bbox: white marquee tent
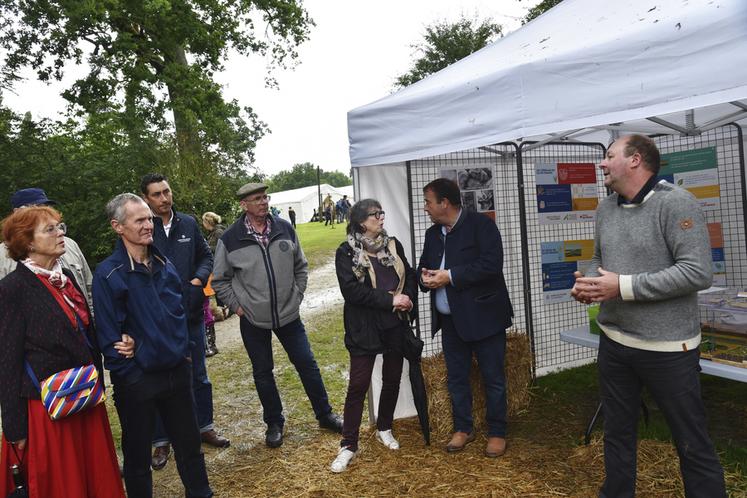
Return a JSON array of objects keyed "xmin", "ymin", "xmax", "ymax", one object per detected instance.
[
  {"xmin": 347, "ymin": 0, "xmax": 747, "ymax": 417},
  {"xmin": 349, "ymin": 0, "xmax": 747, "ymax": 259},
  {"xmin": 271, "ymin": 183, "xmax": 352, "ymax": 225}
]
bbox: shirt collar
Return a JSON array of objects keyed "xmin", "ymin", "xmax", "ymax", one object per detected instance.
[{"xmin": 618, "ymin": 174, "xmax": 659, "ymax": 205}]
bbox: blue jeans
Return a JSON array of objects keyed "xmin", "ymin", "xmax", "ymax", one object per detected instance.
[
  {"xmin": 440, "ymin": 313, "xmax": 507, "ymax": 437},
  {"xmin": 112, "ymin": 361, "xmax": 212, "ymax": 498},
  {"xmin": 154, "ymin": 320, "xmax": 214, "ymax": 445},
  {"xmin": 597, "ymin": 332, "xmax": 725, "ymax": 498},
  {"xmin": 239, "ymin": 317, "xmax": 332, "ymax": 427}
]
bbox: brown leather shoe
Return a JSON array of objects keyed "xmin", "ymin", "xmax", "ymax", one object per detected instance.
[
  {"xmin": 485, "ymin": 437, "xmax": 507, "ymax": 458},
  {"xmin": 201, "ymin": 429, "xmax": 230, "ymax": 448},
  {"xmin": 151, "ymin": 445, "xmax": 170, "ymax": 470},
  {"xmin": 446, "ymin": 431, "xmax": 476, "ymax": 453}
]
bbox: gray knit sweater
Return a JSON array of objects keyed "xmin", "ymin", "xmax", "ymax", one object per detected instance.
[{"xmin": 590, "ymin": 180, "xmax": 712, "ymax": 351}]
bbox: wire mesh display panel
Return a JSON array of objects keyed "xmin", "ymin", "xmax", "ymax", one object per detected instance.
[
  {"xmin": 654, "ymin": 125, "xmax": 747, "ymax": 292},
  {"xmin": 407, "ymin": 144, "xmax": 527, "ymax": 357},
  {"xmin": 518, "ymin": 142, "xmax": 606, "ymax": 374}
]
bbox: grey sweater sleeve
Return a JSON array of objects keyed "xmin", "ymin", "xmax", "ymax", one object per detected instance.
[{"xmin": 628, "ymin": 192, "xmax": 713, "ymax": 301}]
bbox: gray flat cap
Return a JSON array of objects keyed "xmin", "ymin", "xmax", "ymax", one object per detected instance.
[{"xmin": 236, "ymin": 182, "xmax": 268, "ymax": 200}]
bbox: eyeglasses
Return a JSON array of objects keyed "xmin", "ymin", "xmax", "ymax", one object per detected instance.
[
  {"xmin": 367, "ymin": 211, "xmax": 385, "ymax": 219},
  {"xmin": 244, "ymin": 194, "xmax": 271, "ymax": 205},
  {"xmin": 40, "ymin": 222, "xmax": 67, "ymax": 235}
]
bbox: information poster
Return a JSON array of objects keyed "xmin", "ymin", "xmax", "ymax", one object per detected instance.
[
  {"xmin": 541, "ymin": 239, "xmax": 594, "ymax": 304},
  {"xmin": 708, "ymin": 222, "xmax": 726, "ymax": 287},
  {"xmin": 536, "ymin": 162, "xmax": 598, "ymax": 225},
  {"xmin": 441, "ymin": 168, "xmax": 496, "ymax": 221},
  {"xmin": 659, "ymin": 147, "xmax": 719, "ymax": 211}
]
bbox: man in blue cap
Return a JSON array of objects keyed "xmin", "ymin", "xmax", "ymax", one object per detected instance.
[{"xmin": 0, "ymin": 188, "xmax": 93, "ymax": 306}]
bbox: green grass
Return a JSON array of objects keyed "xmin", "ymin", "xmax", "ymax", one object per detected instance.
[{"xmin": 295, "ymin": 221, "xmax": 346, "ymax": 270}]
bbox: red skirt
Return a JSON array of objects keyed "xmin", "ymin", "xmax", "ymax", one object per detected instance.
[{"xmin": 0, "ymin": 400, "xmax": 125, "ymax": 498}]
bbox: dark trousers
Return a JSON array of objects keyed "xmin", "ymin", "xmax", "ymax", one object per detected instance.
[
  {"xmin": 112, "ymin": 362, "xmax": 212, "ymax": 498},
  {"xmin": 239, "ymin": 317, "xmax": 332, "ymax": 427},
  {"xmin": 597, "ymin": 333, "xmax": 725, "ymax": 498},
  {"xmin": 440, "ymin": 313, "xmax": 507, "ymax": 437},
  {"xmin": 154, "ymin": 319, "xmax": 214, "ymax": 444},
  {"xmin": 341, "ymin": 352, "xmax": 404, "ymax": 451}
]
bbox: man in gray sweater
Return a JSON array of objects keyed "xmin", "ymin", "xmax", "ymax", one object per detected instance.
[{"xmin": 572, "ymin": 135, "xmax": 725, "ymax": 498}]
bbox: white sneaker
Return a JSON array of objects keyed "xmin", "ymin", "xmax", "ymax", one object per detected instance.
[
  {"xmin": 330, "ymin": 447, "xmax": 356, "ymax": 473},
  {"xmin": 376, "ymin": 429, "xmax": 400, "ymax": 450}
]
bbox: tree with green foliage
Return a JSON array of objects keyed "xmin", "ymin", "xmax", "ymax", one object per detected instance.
[
  {"xmin": 267, "ymin": 162, "xmax": 351, "ymax": 192},
  {"xmin": 0, "ymin": 0, "xmax": 313, "ymax": 183},
  {"xmin": 523, "ymin": 0, "xmax": 564, "ymax": 24},
  {"xmin": 0, "ymin": 99, "xmax": 255, "ymax": 265},
  {"xmin": 394, "ymin": 16, "xmax": 502, "ymax": 89}
]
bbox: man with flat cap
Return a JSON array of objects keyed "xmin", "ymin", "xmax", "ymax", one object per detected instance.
[
  {"xmin": 212, "ymin": 182, "xmax": 343, "ymax": 448},
  {"xmin": 0, "ymin": 188, "xmax": 93, "ymax": 306}
]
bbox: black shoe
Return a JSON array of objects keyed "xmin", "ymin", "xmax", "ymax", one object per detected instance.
[
  {"xmin": 151, "ymin": 445, "xmax": 170, "ymax": 470},
  {"xmin": 265, "ymin": 424, "xmax": 283, "ymax": 448},
  {"xmin": 318, "ymin": 412, "xmax": 343, "ymax": 434}
]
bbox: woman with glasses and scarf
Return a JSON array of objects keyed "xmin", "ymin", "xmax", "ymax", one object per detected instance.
[
  {"xmin": 330, "ymin": 199, "xmax": 418, "ymax": 473},
  {"xmin": 0, "ymin": 206, "xmax": 127, "ymax": 497}
]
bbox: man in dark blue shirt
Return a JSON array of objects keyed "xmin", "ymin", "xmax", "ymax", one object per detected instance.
[
  {"xmin": 141, "ymin": 173, "xmax": 229, "ymax": 471},
  {"xmin": 94, "ymin": 193, "xmax": 212, "ymax": 498}
]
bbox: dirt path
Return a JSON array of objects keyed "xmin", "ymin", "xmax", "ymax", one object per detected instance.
[{"xmin": 213, "ymin": 259, "xmax": 342, "ymax": 349}]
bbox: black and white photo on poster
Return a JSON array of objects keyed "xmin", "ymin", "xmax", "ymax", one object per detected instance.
[
  {"xmin": 477, "ymin": 189, "xmax": 495, "ymax": 212},
  {"xmin": 461, "ymin": 191, "xmax": 477, "ymax": 212},
  {"xmin": 458, "ymin": 168, "xmax": 493, "ymax": 190}
]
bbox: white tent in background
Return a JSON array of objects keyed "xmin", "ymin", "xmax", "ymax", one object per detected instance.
[
  {"xmin": 347, "ymin": 0, "xmax": 747, "ymax": 417},
  {"xmin": 271, "ymin": 184, "xmax": 352, "ymax": 225}
]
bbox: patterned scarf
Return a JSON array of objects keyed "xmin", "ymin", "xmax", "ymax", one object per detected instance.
[
  {"xmin": 347, "ymin": 229, "xmax": 396, "ymax": 282},
  {"xmin": 21, "ymin": 258, "xmax": 68, "ymax": 288}
]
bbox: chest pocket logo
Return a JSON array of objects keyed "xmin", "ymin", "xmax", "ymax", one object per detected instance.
[
  {"xmin": 178, "ymin": 236, "xmax": 192, "ymax": 243},
  {"xmin": 279, "ymin": 241, "xmax": 290, "ymax": 252}
]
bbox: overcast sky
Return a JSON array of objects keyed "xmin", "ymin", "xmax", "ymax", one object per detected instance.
[{"xmin": 3, "ymin": 0, "xmax": 530, "ymax": 176}]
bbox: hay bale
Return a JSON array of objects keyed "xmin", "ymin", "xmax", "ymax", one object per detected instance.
[{"xmin": 422, "ymin": 331, "xmax": 533, "ymax": 440}]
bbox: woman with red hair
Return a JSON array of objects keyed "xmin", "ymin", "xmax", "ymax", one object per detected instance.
[{"xmin": 0, "ymin": 206, "xmax": 127, "ymax": 497}]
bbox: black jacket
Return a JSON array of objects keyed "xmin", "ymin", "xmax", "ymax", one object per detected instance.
[
  {"xmin": 335, "ymin": 237, "xmax": 418, "ymax": 356},
  {"xmin": 0, "ymin": 264, "xmax": 102, "ymax": 441},
  {"xmin": 417, "ymin": 210, "xmax": 513, "ymax": 341},
  {"xmin": 152, "ymin": 210, "xmax": 213, "ymax": 324}
]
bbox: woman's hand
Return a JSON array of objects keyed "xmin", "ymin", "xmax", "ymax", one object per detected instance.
[
  {"xmin": 13, "ymin": 439, "xmax": 26, "ymax": 450},
  {"xmin": 114, "ymin": 334, "xmax": 135, "ymax": 358},
  {"xmin": 392, "ymin": 294, "xmax": 413, "ymax": 312}
]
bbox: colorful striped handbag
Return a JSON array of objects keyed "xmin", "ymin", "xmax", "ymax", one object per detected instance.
[{"xmin": 25, "ymin": 363, "xmax": 106, "ymax": 420}]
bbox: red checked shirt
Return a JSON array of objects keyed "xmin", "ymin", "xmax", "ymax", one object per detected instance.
[{"xmin": 244, "ymin": 215, "xmax": 272, "ymax": 247}]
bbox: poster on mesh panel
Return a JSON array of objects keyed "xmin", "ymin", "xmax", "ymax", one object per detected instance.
[
  {"xmin": 441, "ymin": 167, "xmax": 496, "ymax": 221},
  {"xmin": 658, "ymin": 147, "xmax": 719, "ymax": 212},
  {"xmin": 535, "ymin": 163, "xmax": 598, "ymax": 225},
  {"xmin": 541, "ymin": 239, "xmax": 594, "ymax": 304},
  {"xmin": 708, "ymin": 223, "xmax": 726, "ymax": 287}
]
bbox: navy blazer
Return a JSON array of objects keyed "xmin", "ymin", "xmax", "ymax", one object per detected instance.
[
  {"xmin": 152, "ymin": 209, "xmax": 213, "ymax": 323},
  {"xmin": 417, "ymin": 210, "xmax": 513, "ymax": 341}
]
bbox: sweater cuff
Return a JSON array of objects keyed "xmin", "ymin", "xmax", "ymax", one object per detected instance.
[{"xmin": 619, "ymin": 274, "xmax": 635, "ymax": 301}]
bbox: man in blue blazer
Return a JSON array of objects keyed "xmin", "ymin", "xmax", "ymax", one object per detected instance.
[{"xmin": 417, "ymin": 178, "xmax": 513, "ymax": 458}]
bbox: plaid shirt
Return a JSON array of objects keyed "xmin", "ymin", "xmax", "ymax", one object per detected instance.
[{"xmin": 244, "ymin": 215, "xmax": 272, "ymax": 247}]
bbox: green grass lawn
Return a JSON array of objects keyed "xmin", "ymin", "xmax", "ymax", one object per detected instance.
[{"xmin": 295, "ymin": 220, "xmax": 346, "ymax": 270}]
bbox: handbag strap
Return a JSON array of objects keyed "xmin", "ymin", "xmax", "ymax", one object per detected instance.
[
  {"xmin": 23, "ymin": 315, "xmax": 92, "ymax": 393},
  {"xmin": 23, "ymin": 361, "xmax": 41, "ymax": 392}
]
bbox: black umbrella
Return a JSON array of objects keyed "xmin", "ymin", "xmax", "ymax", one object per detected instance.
[{"xmin": 401, "ymin": 314, "xmax": 430, "ymax": 445}]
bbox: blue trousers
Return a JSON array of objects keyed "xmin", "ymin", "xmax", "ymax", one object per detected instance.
[
  {"xmin": 239, "ymin": 317, "xmax": 332, "ymax": 427},
  {"xmin": 154, "ymin": 319, "xmax": 214, "ymax": 445},
  {"xmin": 440, "ymin": 313, "xmax": 507, "ymax": 437},
  {"xmin": 112, "ymin": 361, "xmax": 212, "ymax": 498},
  {"xmin": 597, "ymin": 332, "xmax": 725, "ymax": 498}
]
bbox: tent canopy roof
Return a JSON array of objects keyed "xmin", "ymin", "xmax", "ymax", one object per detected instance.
[{"xmin": 348, "ymin": 0, "xmax": 747, "ymax": 167}]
